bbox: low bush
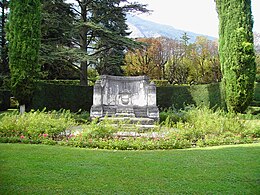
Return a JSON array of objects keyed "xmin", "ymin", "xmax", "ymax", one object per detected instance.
[
  {"xmin": 168, "ymin": 107, "xmax": 260, "ymax": 146},
  {"xmin": 152, "ymin": 79, "xmax": 170, "ymax": 87},
  {"xmin": 159, "ymin": 107, "xmax": 187, "ymax": 127},
  {"xmin": 0, "ymin": 109, "xmax": 76, "ymax": 142},
  {"xmin": 0, "ymin": 108, "xmax": 259, "ymax": 150},
  {"xmin": 80, "ymin": 118, "xmax": 118, "ymax": 139},
  {"xmin": 71, "ymin": 110, "xmax": 90, "ymax": 123}
]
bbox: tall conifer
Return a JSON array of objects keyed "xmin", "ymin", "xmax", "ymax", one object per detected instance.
[
  {"xmin": 7, "ymin": 0, "xmax": 41, "ymax": 112},
  {"xmin": 216, "ymin": 0, "xmax": 256, "ymax": 113}
]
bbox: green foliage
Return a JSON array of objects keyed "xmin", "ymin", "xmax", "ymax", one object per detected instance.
[
  {"xmin": 39, "ymin": 79, "xmax": 80, "ymax": 86},
  {"xmin": 159, "ymin": 107, "xmax": 187, "ymax": 128},
  {"xmin": 7, "ymin": 0, "xmax": 41, "ymax": 107},
  {"xmin": 159, "ymin": 106, "xmax": 260, "ymax": 147},
  {"xmin": 0, "ymin": 75, "xmax": 10, "ymax": 90},
  {"xmin": 32, "ymin": 82, "xmax": 93, "ymax": 112},
  {"xmin": 157, "ymin": 83, "xmax": 223, "ymax": 110},
  {"xmin": 31, "ymin": 82, "xmax": 260, "ymax": 113},
  {"xmin": 93, "ymin": 1, "xmax": 130, "ymax": 76},
  {"xmin": 1, "ymin": 107, "xmax": 259, "ymax": 150},
  {"xmin": 216, "ymin": 0, "xmax": 256, "ymax": 113},
  {"xmin": 0, "ymin": 75, "xmax": 11, "ymax": 110},
  {"xmin": 0, "ymin": 0, "xmax": 9, "ymax": 75},
  {"xmin": 74, "ymin": 0, "xmax": 148, "ymax": 85},
  {"xmin": 40, "ymin": 0, "xmax": 78, "ymax": 80},
  {"xmin": 0, "ymin": 90, "xmax": 10, "ymax": 111},
  {"xmin": 0, "ymin": 109, "xmax": 76, "ymax": 140},
  {"xmin": 152, "ymin": 79, "xmax": 170, "ymax": 87},
  {"xmin": 71, "ymin": 110, "xmax": 90, "ymax": 124},
  {"xmin": 256, "ymin": 54, "xmax": 260, "ymax": 82},
  {"xmin": 256, "ymin": 74, "xmax": 260, "ymax": 83},
  {"xmin": 251, "ymin": 82, "xmax": 260, "ymax": 112}
]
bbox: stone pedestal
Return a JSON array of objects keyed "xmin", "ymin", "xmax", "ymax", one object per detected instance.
[{"xmin": 90, "ymin": 75, "xmax": 159, "ymax": 122}]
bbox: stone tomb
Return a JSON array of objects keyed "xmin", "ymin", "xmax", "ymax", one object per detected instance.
[{"xmin": 90, "ymin": 75, "xmax": 159, "ymax": 123}]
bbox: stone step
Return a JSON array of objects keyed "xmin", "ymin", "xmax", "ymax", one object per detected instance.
[
  {"xmin": 99, "ymin": 117, "xmax": 156, "ymax": 125},
  {"xmin": 113, "ymin": 131, "xmax": 165, "ymax": 138},
  {"xmin": 113, "ymin": 124, "xmax": 158, "ymax": 132}
]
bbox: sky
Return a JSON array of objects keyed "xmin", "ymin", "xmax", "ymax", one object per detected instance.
[
  {"xmin": 67, "ymin": 0, "xmax": 260, "ymax": 38},
  {"xmin": 130, "ymin": 0, "xmax": 260, "ymax": 38}
]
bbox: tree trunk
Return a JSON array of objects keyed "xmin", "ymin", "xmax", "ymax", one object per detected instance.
[
  {"xmin": 19, "ymin": 104, "xmax": 25, "ymax": 114},
  {"xmin": 80, "ymin": 61, "xmax": 88, "ymax": 86},
  {"xmin": 79, "ymin": 1, "xmax": 88, "ymax": 86}
]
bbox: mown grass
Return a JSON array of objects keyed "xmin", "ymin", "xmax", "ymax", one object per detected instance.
[{"xmin": 0, "ymin": 143, "xmax": 259, "ymax": 194}]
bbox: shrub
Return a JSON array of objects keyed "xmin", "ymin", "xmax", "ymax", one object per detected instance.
[
  {"xmin": 169, "ymin": 106, "xmax": 260, "ymax": 146},
  {"xmin": 80, "ymin": 118, "xmax": 118, "ymax": 139},
  {"xmin": 0, "ymin": 109, "xmax": 76, "ymax": 139},
  {"xmin": 152, "ymin": 80, "xmax": 170, "ymax": 87},
  {"xmin": 0, "ymin": 90, "xmax": 11, "ymax": 111},
  {"xmin": 159, "ymin": 107, "xmax": 186, "ymax": 128},
  {"xmin": 0, "ymin": 107, "xmax": 259, "ymax": 150}
]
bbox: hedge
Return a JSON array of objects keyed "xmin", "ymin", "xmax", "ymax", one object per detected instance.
[
  {"xmin": 0, "ymin": 82, "xmax": 257, "ymax": 112},
  {"xmin": 157, "ymin": 83, "xmax": 223, "ymax": 110},
  {"xmin": 31, "ymin": 82, "xmax": 223, "ymax": 112},
  {"xmin": 252, "ymin": 82, "xmax": 260, "ymax": 106},
  {"xmin": 32, "ymin": 82, "xmax": 93, "ymax": 112},
  {"xmin": 0, "ymin": 90, "xmax": 11, "ymax": 111}
]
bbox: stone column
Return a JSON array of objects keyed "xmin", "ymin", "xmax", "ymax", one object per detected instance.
[
  {"xmin": 90, "ymin": 80, "xmax": 103, "ymax": 118},
  {"xmin": 147, "ymin": 82, "xmax": 156, "ymax": 107},
  {"xmin": 147, "ymin": 82, "xmax": 159, "ymax": 121}
]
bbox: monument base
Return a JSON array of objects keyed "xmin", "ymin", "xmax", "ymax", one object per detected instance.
[
  {"xmin": 91, "ymin": 105, "xmax": 159, "ymax": 124},
  {"xmin": 90, "ymin": 75, "xmax": 159, "ymax": 123}
]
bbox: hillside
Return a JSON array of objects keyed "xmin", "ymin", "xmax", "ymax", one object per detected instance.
[{"xmin": 126, "ymin": 15, "xmax": 217, "ymax": 42}]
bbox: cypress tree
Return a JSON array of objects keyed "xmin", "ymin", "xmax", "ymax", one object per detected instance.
[
  {"xmin": 7, "ymin": 0, "xmax": 41, "ymax": 112},
  {"xmin": 216, "ymin": 0, "xmax": 256, "ymax": 113},
  {"xmin": 0, "ymin": 0, "xmax": 9, "ymax": 75}
]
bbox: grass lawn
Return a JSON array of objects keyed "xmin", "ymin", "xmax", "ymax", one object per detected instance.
[{"xmin": 0, "ymin": 143, "xmax": 260, "ymax": 194}]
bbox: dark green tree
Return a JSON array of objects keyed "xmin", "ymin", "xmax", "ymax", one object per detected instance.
[
  {"xmin": 93, "ymin": 0, "xmax": 147, "ymax": 76},
  {"xmin": 0, "ymin": 0, "xmax": 9, "ymax": 75},
  {"xmin": 215, "ymin": 0, "xmax": 256, "ymax": 113},
  {"xmin": 40, "ymin": 0, "xmax": 148, "ymax": 84},
  {"xmin": 40, "ymin": 0, "xmax": 78, "ymax": 79},
  {"xmin": 93, "ymin": 0, "xmax": 128, "ymax": 75},
  {"xmin": 74, "ymin": 0, "xmax": 148, "ymax": 85},
  {"xmin": 7, "ymin": 0, "xmax": 41, "ymax": 112}
]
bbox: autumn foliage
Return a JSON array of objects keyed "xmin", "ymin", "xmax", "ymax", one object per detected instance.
[{"xmin": 124, "ymin": 36, "xmax": 221, "ymax": 84}]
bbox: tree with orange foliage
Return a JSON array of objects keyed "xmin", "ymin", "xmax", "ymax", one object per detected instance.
[{"xmin": 124, "ymin": 37, "xmax": 166, "ymax": 79}]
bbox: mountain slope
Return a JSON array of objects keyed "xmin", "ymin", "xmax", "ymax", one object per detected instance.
[{"xmin": 126, "ymin": 15, "xmax": 217, "ymax": 42}]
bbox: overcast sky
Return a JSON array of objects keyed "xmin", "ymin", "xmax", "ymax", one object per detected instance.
[{"xmin": 67, "ymin": 0, "xmax": 260, "ymax": 38}]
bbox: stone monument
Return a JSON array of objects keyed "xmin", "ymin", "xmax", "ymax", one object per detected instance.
[{"xmin": 90, "ymin": 75, "xmax": 159, "ymax": 123}]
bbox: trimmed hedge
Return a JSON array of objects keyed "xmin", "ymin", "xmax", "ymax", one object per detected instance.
[
  {"xmin": 157, "ymin": 83, "xmax": 223, "ymax": 110},
  {"xmin": 40, "ymin": 80, "xmax": 81, "ymax": 86},
  {"xmin": 254, "ymin": 82, "xmax": 260, "ymax": 101},
  {"xmin": 252, "ymin": 82, "xmax": 260, "ymax": 107},
  {"xmin": 32, "ymin": 82, "xmax": 223, "ymax": 112},
  {"xmin": 2, "ymin": 81, "xmax": 259, "ymax": 112},
  {"xmin": 0, "ymin": 90, "xmax": 11, "ymax": 111},
  {"xmin": 32, "ymin": 82, "xmax": 93, "ymax": 112}
]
